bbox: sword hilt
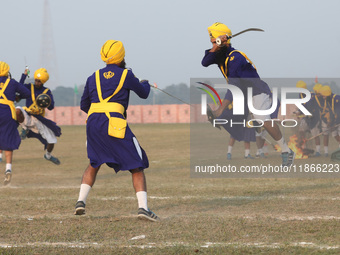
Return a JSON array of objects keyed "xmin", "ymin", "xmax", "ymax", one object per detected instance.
[{"xmin": 216, "ymin": 36, "xmax": 231, "ymax": 46}]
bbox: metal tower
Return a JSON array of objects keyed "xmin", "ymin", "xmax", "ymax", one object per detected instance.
[{"xmin": 40, "ymin": 0, "xmax": 60, "ymax": 89}]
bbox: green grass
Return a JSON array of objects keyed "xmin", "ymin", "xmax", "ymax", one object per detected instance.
[{"xmin": 0, "ymin": 124, "xmax": 339, "ymax": 254}]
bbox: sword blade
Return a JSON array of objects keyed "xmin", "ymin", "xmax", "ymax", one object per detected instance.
[
  {"xmin": 150, "ymin": 84, "xmax": 193, "ymax": 107},
  {"xmin": 231, "ymin": 28, "xmax": 264, "ymax": 38}
]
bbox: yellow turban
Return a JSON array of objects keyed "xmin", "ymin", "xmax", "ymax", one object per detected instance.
[
  {"xmin": 0, "ymin": 61, "xmax": 10, "ymax": 77},
  {"xmin": 100, "ymin": 40, "xmax": 125, "ymax": 65},
  {"xmin": 208, "ymin": 22, "xmax": 232, "ymax": 42},
  {"xmin": 34, "ymin": 68, "xmax": 49, "ymax": 84},
  {"xmin": 320, "ymin": 85, "xmax": 332, "ymax": 97},
  {"xmin": 296, "ymin": 80, "xmax": 307, "ymax": 89},
  {"xmin": 313, "ymin": 83, "xmax": 323, "ymax": 94}
]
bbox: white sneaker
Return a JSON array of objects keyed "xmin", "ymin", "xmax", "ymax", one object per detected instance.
[{"xmin": 4, "ymin": 170, "xmax": 12, "ymax": 186}]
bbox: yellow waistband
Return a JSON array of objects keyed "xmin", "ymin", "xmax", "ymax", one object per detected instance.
[
  {"xmin": 87, "ymin": 102, "xmax": 125, "ymax": 119},
  {"xmin": 0, "ymin": 99, "xmax": 16, "ymax": 120}
]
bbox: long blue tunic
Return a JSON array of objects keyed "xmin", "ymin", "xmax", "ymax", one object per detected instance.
[
  {"xmin": 81, "ymin": 64, "xmax": 150, "ymax": 172},
  {"xmin": 301, "ymin": 93, "xmax": 320, "ymax": 129},
  {"xmin": 319, "ymin": 94, "xmax": 340, "ymax": 126},
  {"xmin": 202, "ymin": 46, "xmax": 275, "ymax": 141},
  {"xmin": 202, "ymin": 46, "xmax": 272, "ymax": 96},
  {"xmin": 334, "ymin": 95, "xmax": 340, "ymax": 125},
  {"xmin": 0, "ymin": 77, "xmax": 30, "ymax": 150}
]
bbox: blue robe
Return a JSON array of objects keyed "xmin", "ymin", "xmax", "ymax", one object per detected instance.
[
  {"xmin": 301, "ymin": 93, "xmax": 320, "ymax": 129},
  {"xmin": 202, "ymin": 47, "xmax": 271, "ymax": 96},
  {"xmin": 81, "ymin": 64, "xmax": 150, "ymax": 172},
  {"xmin": 334, "ymin": 95, "xmax": 340, "ymax": 125},
  {"xmin": 319, "ymin": 94, "xmax": 340, "ymax": 126},
  {"xmin": 0, "ymin": 77, "xmax": 30, "ymax": 150},
  {"xmin": 202, "ymin": 46, "xmax": 274, "ymax": 141}
]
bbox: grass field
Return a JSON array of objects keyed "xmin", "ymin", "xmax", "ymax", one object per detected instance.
[{"xmin": 0, "ymin": 124, "xmax": 339, "ymax": 254}]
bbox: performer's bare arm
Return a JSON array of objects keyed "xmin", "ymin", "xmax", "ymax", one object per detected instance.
[{"xmin": 16, "ymin": 108, "xmax": 24, "ymax": 123}]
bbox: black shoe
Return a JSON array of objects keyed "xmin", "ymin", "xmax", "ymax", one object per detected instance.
[
  {"xmin": 282, "ymin": 149, "xmax": 295, "ymax": 167},
  {"xmin": 20, "ymin": 129, "xmax": 27, "ymax": 140},
  {"xmin": 137, "ymin": 208, "xmax": 160, "ymax": 222},
  {"xmin": 44, "ymin": 154, "xmax": 61, "ymax": 165},
  {"xmin": 74, "ymin": 201, "xmax": 86, "ymax": 215}
]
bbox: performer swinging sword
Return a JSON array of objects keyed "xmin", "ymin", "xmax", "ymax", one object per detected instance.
[{"xmin": 201, "ymin": 22, "xmax": 295, "ymax": 167}]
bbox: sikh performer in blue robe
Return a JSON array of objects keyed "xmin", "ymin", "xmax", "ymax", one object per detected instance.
[
  {"xmin": 0, "ymin": 61, "xmax": 30, "ymax": 185},
  {"xmin": 16, "ymin": 68, "xmax": 61, "ymax": 165},
  {"xmin": 319, "ymin": 85, "xmax": 340, "ymax": 152},
  {"xmin": 74, "ymin": 40, "xmax": 159, "ymax": 222},
  {"xmin": 295, "ymin": 81, "xmax": 322, "ymax": 156},
  {"xmin": 202, "ymin": 22, "xmax": 294, "ymax": 167}
]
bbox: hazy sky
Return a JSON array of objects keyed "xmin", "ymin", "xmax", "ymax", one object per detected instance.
[{"xmin": 2, "ymin": 0, "xmax": 340, "ymax": 89}]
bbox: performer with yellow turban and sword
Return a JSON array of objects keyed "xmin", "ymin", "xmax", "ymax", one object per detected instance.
[
  {"xmin": 201, "ymin": 22, "xmax": 295, "ymax": 167},
  {"xmin": 16, "ymin": 67, "xmax": 61, "ymax": 165},
  {"xmin": 74, "ymin": 40, "xmax": 159, "ymax": 221},
  {"xmin": 0, "ymin": 61, "xmax": 30, "ymax": 185}
]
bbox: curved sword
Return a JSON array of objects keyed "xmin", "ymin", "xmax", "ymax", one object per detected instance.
[{"xmin": 216, "ymin": 28, "xmax": 264, "ymax": 45}]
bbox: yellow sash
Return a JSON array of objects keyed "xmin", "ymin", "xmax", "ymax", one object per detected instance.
[
  {"xmin": 320, "ymin": 95, "xmax": 336, "ymax": 124},
  {"xmin": 0, "ymin": 78, "xmax": 16, "ymax": 120},
  {"xmin": 87, "ymin": 69, "xmax": 128, "ymax": 139},
  {"xmin": 326, "ymin": 94, "xmax": 337, "ymax": 120},
  {"xmin": 331, "ymin": 94, "xmax": 336, "ymax": 115},
  {"xmin": 24, "ymin": 84, "xmax": 49, "ymax": 116},
  {"xmin": 219, "ymin": 50, "xmax": 256, "ymax": 81},
  {"xmin": 315, "ymin": 95, "xmax": 322, "ymax": 109}
]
